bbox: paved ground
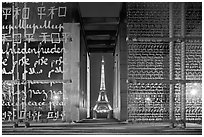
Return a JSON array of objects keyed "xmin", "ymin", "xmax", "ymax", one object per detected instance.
[{"xmin": 2, "ymin": 120, "xmax": 202, "ymax": 135}]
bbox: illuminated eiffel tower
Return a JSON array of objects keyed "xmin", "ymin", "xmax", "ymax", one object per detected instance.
[{"xmin": 93, "ymin": 56, "xmax": 112, "ymax": 119}]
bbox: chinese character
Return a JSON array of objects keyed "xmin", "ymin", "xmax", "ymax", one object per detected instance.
[
  {"xmin": 7, "ymin": 111, "xmax": 12, "ymax": 121},
  {"xmin": 53, "ymin": 111, "xmax": 59, "ymax": 121},
  {"xmin": 62, "ymin": 32, "xmax": 72, "ymax": 43},
  {"xmin": 3, "ymin": 8, "xmax": 11, "ymax": 20},
  {"xmin": 38, "ymin": 6, "xmax": 46, "ymax": 19},
  {"xmin": 47, "ymin": 112, "xmax": 53, "ymax": 119},
  {"xmin": 37, "ymin": 111, "xmax": 42, "ymax": 121},
  {"xmin": 48, "ymin": 6, "xmax": 58, "ymax": 19},
  {"xmin": 19, "ymin": 111, "xmax": 26, "ymax": 119},
  {"xmin": 22, "ymin": 7, "xmax": 30, "ymax": 19},
  {"xmin": 58, "ymin": 7, "xmax": 66, "ymax": 17},
  {"xmin": 39, "ymin": 32, "xmax": 50, "ymax": 43},
  {"xmin": 14, "ymin": 7, "xmax": 21, "ymax": 20},
  {"xmin": 14, "ymin": 33, "xmax": 22, "ymax": 44},
  {"xmin": 51, "ymin": 33, "xmax": 60, "ymax": 43},
  {"xmin": 2, "ymin": 33, "xmax": 11, "ymax": 44},
  {"xmin": 25, "ymin": 33, "xmax": 34, "ymax": 43}
]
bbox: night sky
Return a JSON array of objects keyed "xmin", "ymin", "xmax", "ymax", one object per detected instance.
[{"xmin": 90, "ymin": 53, "xmax": 114, "ymax": 110}]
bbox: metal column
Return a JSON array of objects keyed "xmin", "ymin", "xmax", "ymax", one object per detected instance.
[
  {"xmin": 169, "ymin": 2, "xmax": 175, "ymax": 128},
  {"xmin": 180, "ymin": 2, "xmax": 186, "ymax": 128}
]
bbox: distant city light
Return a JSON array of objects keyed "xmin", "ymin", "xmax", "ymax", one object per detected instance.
[
  {"xmin": 145, "ymin": 97, "xmax": 151, "ymax": 102},
  {"xmin": 53, "ymin": 95, "xmax": 59, "ymax": 101},
  {"xmin": 6, "ymin": 83, "xmax": 12, "ymax": 86},
  {"xmin": 190, "ymin": 89, "xmax": 198, "ymax": 96},
  {"xmin": 193, "ymin": 83, "xmax": 198, "ymax": 86}
]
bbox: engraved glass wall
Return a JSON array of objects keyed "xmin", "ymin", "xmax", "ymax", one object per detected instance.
[
  {"xmin": 127, "ymin": 3, "xmax": 170, "ymax": 122},
  {"xmin": 2, "ymin": 2, "xmax": 75, "ymax": 123},
  {"xmin": 127, "ymin": 2, "xmax": 202, "ymax": 123}
]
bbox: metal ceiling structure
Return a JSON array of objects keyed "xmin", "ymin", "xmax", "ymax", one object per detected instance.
[{"xmin": 79, "ymin": 3, "xmax": 122, "ymax": 53}]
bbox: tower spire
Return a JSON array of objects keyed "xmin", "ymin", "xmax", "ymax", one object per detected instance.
[
  {"xmin": 100, "ymin": 56, "xmax": 106, "ymax": 91},
  {"xmin": 93, "ymin": 56, "xmax": 112, "ymax": 118}
]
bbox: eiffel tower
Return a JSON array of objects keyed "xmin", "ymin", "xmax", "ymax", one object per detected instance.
[{"xmin": 93, "ymin": 56, "xmax": 112, "ymax": 119}]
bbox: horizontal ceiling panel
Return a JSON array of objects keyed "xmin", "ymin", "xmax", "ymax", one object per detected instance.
[
  {"xmin": 83, "ymin": 17, "xmax": 119, "ymax": 25},
  {"xmin": 79, "ymin": 2, "xmax": 121, "ymax": 17},
  {"xmin": 88, "ymin": 48, "xmax": 115, "ymax": 53},
  {"xmin": 87, "ymin": 40, "xmax": 115, "ymax": 45},
  {"xmin": 84, "ymin": 25, "xmax": 118, "ymax": 31},
  {"xmin": 86, "ymin": 35, "xmax": 115, "ymax": 40},
  {"xmin": 85, "ymin": 30, "xmax": 117, "ymax": 36}
]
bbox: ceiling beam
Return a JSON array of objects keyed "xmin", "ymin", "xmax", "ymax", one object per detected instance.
[
  {"xmin": 84, "ymin": 24, "xmax": 118, "ymax": 31},
  {"xmin": 88, "ymin": 44, "xmax": 115, "ymax": 48},
  {"xmin": 88, "ymin": 48, "xmax": 115, "ymax": 53},
  {"xmin": 86, "ymin": 35, "xmax": 116, "ymax": 40},
  {"xmin": 85, "ymin": 30, "xmax": 117, "ymax": 36},
  {"xmin": 87, "ymin": 40, "xmax": 115, "ymax": 45},
  {"xmin": 83, "ymin": 17, "xmax": 119, "ymax": 25}
]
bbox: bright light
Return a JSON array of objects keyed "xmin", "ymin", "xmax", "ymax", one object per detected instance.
[
  {"xmin": 53, "ymin": 95, "xmax": 59, "ymax": 101},
  {"xmin": 145, "ymin": 97, "xmax": 151, "ymax": 102},
  {"xmin": 190, "ymin": 89, "xmax": 198, "ymax": 96},
  {"xmin": 193, "ymin": 83, "xmax": 198, "ymax": 86},
  {"xmin": 7, "ymin": 83, "xmax": 12, "ymax": 86}
]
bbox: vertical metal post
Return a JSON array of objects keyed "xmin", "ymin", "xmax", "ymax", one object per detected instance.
[
  {"xmin": 180, "ymin": 2, "xmax": 186, "ymax": 128},
  {"xmin": 169, "ymin": 2, "xmax": 175, "ymax": 128},
  {"xmin": 23, "ymin": 2, "xmax": 27, "ymax": 125},
  {"xmin": 86, "ymin": 54, "xmax": 90, "ymax": 118},
  {"xmin": 15, "ymin": 2, "xmax": 20, "ymax": 124},
  {"xmin": 23, "ymin": 41, "xmax": 27, "ymax": 120},
  {"xmin": 12, "ymin": 2, "xmax": 15, "ymax": 122}
]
